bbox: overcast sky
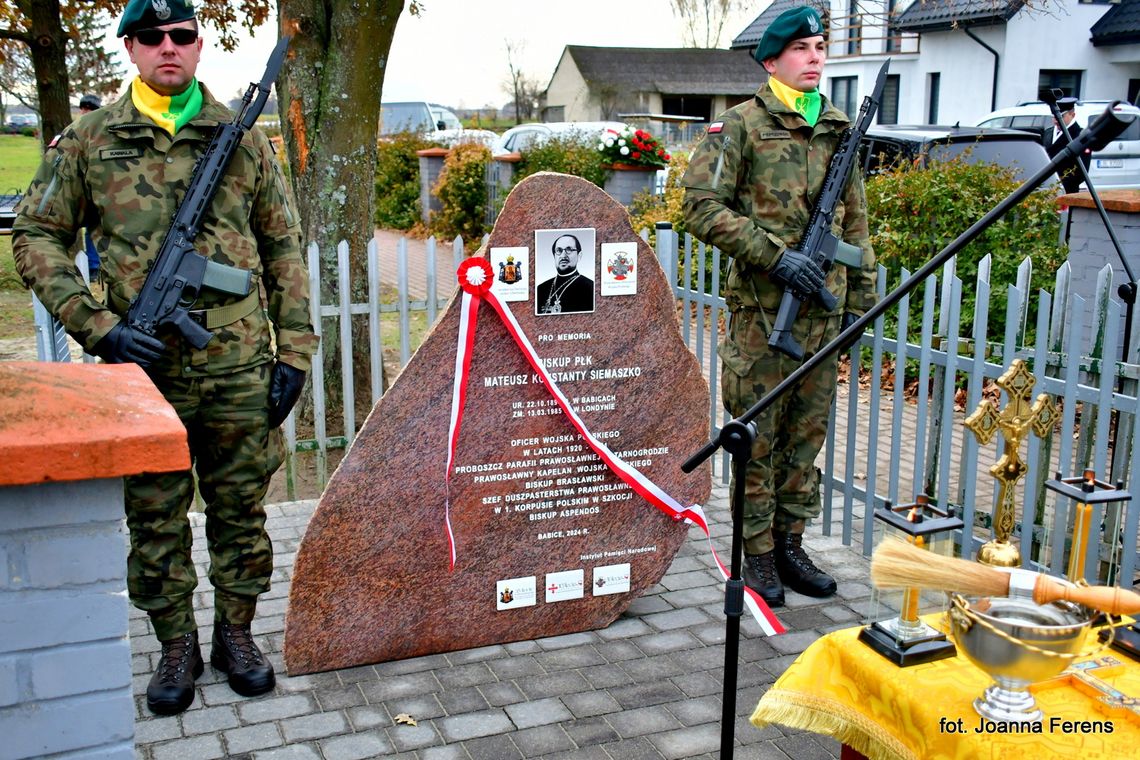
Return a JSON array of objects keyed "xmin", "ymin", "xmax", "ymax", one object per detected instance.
[{"xmin": 99, "ymin": 0, "xmax": 761, "ymax": 110}]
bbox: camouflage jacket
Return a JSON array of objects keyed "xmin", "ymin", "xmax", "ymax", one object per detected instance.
[
  {"xmin": 13, "ymin": 83, "xmax": 317, "ymax": 377},
  {"xmin": 681, "ymin": 83, "xmax": 877, "ymax": 316}
]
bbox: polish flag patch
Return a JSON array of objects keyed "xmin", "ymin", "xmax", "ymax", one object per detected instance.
[
  {"xmin": 708, "ymin": 122, "xmax": 724, "ymax": 134},
  {"xmin": 48, "ymin": 133, "xmax": 62, "ymax": 149}
]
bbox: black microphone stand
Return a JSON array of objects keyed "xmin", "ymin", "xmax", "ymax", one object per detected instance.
[
  {"xmin": 1042, "ymin": 91, "xmax": 1138, "ymax": 483},
  {"xmin": 685, "ymin": 104, "xmax": 1135, "ymax": 760}
]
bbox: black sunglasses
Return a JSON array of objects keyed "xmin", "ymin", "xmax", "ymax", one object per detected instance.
[{"xmin": 133, "ymin": 28, "xmax": 199, "ymax": 47}]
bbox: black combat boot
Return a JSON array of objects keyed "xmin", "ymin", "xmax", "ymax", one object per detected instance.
[
  {"xmin": 773, "ymin": 530, "xmax": 837, "ymax": 598},
  {"xmin": 742, "ymin": 551, "xmax": 785, "ymax": 607},
  {"xmin": 146, "ymin": 631, "xmax": 203, "ymax": 715},
  {"xmin": 211, "ymin": 622, "xmax": 276, "ymax": 696}
]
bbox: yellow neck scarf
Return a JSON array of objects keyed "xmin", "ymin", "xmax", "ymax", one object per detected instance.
[
  {"xmin": 768, "ymin": 76, "xmax": 822, "ymax": 127},
  {"xmin": 131, "ymin": 77, "xmax": 203, "ymax": 135}
]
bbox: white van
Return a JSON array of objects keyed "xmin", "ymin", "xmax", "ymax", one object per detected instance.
[{"xmin": 975, "ymin": 101, "xmax": 1140, "ymax": 190}]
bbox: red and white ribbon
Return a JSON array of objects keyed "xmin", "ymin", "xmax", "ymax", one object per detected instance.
[{"xmin": 446, "ymin": 258, "xmax": 784, "ymax": 636}]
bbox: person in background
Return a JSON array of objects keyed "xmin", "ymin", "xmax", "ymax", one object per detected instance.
[
  {"xmin": 1046, "ymin": 97, "xmax": 1091, "ymax": 194},
  {"xmin": 681, "ymin": 5, "xmax": 877, "ymax": 608},
  {"xmin": 13, "ymin": 0, "xmax": 317, "ymax": 716}
]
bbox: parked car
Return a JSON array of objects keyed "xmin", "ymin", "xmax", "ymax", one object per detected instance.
[
  {"xmin": 0, "ymin": 192, "xmax": 21, "ymax": 232},
  {"xmin": 975, "ymin": 100, "xmax": 1140, "ymax": 190},
  {"xmin": 6, "ymin": 113, "xmax": 36, "ymax": 128},
  {"xmin": 858, "ymin": 125, "xmax": 1056, "ymax": 186},
  {"xmin": 491, "ymin": 121, "xmax": 627, "ymax": 156},
  {"xmin": 379, "ymin": 100, "xmax": 495, "ymax": 148},
  {"xmin": 429, "ymin": 104, "xmax": 463, "ymax": 131}
]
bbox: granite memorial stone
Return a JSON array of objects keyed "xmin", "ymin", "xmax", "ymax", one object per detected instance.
[{"xmin": 284, "ymin": 173, "xmax": 711, "ymax": 674}]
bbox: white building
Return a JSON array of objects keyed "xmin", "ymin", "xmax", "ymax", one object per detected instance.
[{"xmin": 731, "ymin": 0, "xmax": 1140, "ymax": 126}]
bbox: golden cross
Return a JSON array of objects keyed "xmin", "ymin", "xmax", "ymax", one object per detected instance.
[
  {"xmin": 963, "ymin": 359, "xmax": 1059, "ymax": 566},
  {"xmin": 1029, "ymin": 655, "xmax": 1140, "ymax": 727}
]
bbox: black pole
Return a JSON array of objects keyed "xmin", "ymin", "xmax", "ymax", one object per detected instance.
[
  {"xmin": 718, "ymin": 420, "xmax": 756, "ymax": 760},
  {"xmin": 684, "ymin": 102, "xmax": 1135, "ymax": 475}
]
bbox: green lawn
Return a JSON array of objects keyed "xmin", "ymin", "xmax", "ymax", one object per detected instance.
[
  {"xmin": 1, "ymin": 134, "xmax": 41, "ymax": 339},
  {"xmin": 0, "ymin": 134, "xmax": 41, "ymax": 196}
]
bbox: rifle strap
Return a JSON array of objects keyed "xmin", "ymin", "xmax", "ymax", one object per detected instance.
[
  {"xmin": 188, "ymin": 290, "xmax": 260, "ymax": 329},
  {"xmin": 110, "ymin": 289, "xmax": 260, "ymax": 330}
]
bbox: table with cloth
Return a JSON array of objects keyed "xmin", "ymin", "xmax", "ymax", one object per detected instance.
[{"xmin": 750, "ymin": 616, "xmax": 1140, "ymax": 760}]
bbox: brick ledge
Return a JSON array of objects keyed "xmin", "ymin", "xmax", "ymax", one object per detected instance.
[{"xmin": 0, "ymin": 363, "xmax": 189, "ymax": 486}]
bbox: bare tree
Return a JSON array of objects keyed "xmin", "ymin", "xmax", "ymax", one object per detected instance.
[
  {"xmin": 66, "ymin": 7, "xmax": 125, "ymax": 102},
  {"xmin": 670, "ymin": 0, "xmax": 745, "ymax": 48},
  {"xmin": 503, "ymin": 39, "xmax": 540, "ymax": 125}
]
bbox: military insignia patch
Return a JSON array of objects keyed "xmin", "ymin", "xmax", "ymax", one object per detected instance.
[
  {"xmin": 152, "ymin": 0, "xmax": 172, "ymax": 21},
  {"xmin": 606, "ymin": 252, "xmax": 633, "ymax": 280},
  {"xmin": 760, "ymin": 130, "xmax": 791, "ymax": 140},
  {"xmin": 708, "ymin": 122, "xmax": 723, "ymax": 134},
  {"xmin": 99, "ymin": 147, "xmax": 144, "ymax": 161}
]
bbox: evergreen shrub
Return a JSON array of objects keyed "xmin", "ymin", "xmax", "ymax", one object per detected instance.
[
  {"xmin": 375, "ymin": 132, "xmax": 436, "ymax": 230},
  {"xmin": 511, "ymin": 134, "xmax": 608, "ymax": 189},
  {"xmin": 432, "ymin": 142, "xmax": 491, "ymax": 243},
  {"xmin": 865, "ymin": 155, "xmax": 1065, "ymax": 343}
]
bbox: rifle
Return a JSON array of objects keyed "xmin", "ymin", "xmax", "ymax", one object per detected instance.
[
  {"xmin": 767, "ymin": 59, "xmax": 890, "ymax": 360},
  {"xmin": 127, "ymin": 36, "xmax": 292, "ymax": 349}
]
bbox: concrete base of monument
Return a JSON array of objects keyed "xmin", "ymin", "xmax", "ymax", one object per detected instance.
[{"xmin": 283, "ymin": 173, "xmax": 713, "ymax": 674}]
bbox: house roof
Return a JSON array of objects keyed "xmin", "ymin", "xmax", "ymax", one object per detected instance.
[
  {"xmin": 564, "ymin": 46, "xmax": 762, "ymax": 95},
  {"xmin": 731, "ymin": 0, "xmax": 830, "ymax": 50},
  {"xmin": 894, "ymin": 0, "xmax": 1027, "ymax": 34},
  {"xmin": 1091, "ymin": 0, "xmax": 1140, "ymax": 46}
]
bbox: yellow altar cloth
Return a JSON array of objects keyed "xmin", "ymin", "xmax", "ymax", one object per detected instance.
[{"xmin": 751, "ymin": 619, "xmax": 1140, "ymax": 760}]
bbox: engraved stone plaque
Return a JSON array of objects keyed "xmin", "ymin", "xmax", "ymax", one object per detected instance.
[{"xmin": 284, "ymin": 173, "xmax": 711, "ymax": 674}]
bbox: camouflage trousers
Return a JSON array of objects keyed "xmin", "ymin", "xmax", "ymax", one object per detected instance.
[
  {"xmin": 125, "ymin": 362, "xmax": 284, "ymax": 641},
  {"xmin": 719, "ymin": 308, "xmax": 841, "ymax": 555}
]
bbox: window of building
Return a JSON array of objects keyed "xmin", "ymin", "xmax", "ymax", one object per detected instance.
[
  {"xmin": 846, "ymin": 0, "xmax": 862, "ymax": 56},
  {"xmin": 1038, "ymin": 70, "xmax": 1082, "ymax": 99},
  {"xmin": 927, "ymin": 72, "xmax": 940, "ymax": 124},
  {"xmin": 661, "ymin": 95, "xmax": 713, "ymax": 122},
  {"xmin": 885, "ymin": 0, "xmax": 900, "ymax": 54},
  {"xmin": 879, "ymin": 74, "xmax": 900, "ymax": 125},
  {"xmin": 831, "ymin": 76, "xmax": 858, "ymax": 119}
]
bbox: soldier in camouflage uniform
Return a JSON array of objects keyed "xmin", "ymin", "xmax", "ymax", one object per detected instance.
[
  {"xmin": 681, "ymin": 5, "xmax": 877, "ymax": 608},
  {"xmin": 12, "ymin": 0, "xmax": 317, "ymax": 715}
]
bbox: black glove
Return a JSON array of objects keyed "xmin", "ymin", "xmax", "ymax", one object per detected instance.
[
  {"xmin": 842, "ymin": 312, "xmax": 860, "ymax": 331},
  {"xmin": 93, "ymin": 322, "xmax": 165, "ymax": 366},
  {"xmin": 268, "ymin": 361, "xmax": 307, "ymax": 429},
  {"xmin": 771, "ymin": 249, "xmax": 825, "ymax": 298}
]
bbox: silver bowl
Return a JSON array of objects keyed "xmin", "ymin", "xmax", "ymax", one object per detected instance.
[{"xmin": 948, "ymin": 594, "xmax": 1091, "ymax": 724}]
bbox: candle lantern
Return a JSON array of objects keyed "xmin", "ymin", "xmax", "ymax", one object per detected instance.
[
  {"xmin": 1045, "ymin": 469, "xmax": 1138, "ymax": 662},
  {"xmin": 860, "ymin": 494, "xmax": 963, "ymax": 666}
]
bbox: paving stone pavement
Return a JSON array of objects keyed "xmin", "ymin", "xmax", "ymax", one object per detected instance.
[{"xmin": 131, "ymin": 483, "xmax": 873, "ymax": 759}]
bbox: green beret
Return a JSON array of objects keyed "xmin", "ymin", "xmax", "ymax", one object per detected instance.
[
  {"xmin": 117, "ymin": 0, "xmax": 197, "ymax": 38},
  {"xmin": 754, "ymin": 6, "xmax": 827, "ymax": 64}
]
